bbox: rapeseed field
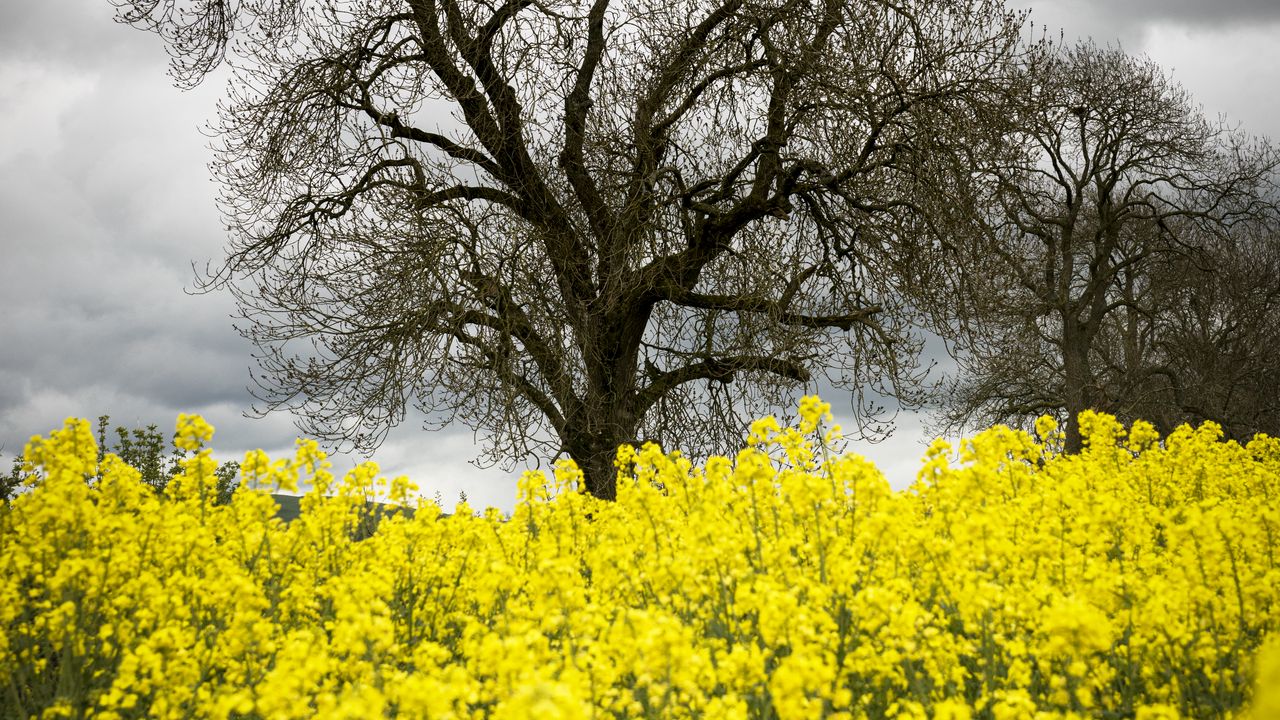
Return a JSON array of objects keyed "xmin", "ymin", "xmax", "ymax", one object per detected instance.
[{"xmin": 3, "ymin": 399, "xmax": 1278, "ymax": 718}]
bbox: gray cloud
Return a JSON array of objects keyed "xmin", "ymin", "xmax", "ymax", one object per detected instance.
[
  {"xmin": 1011, "ymin": 0, "xmax": 1280, "ymax": 52},
  {"xmin": 1082, "ymin": 0, "xmax": 1280, "ymax": 28},
  {"xmin": 1008, "ymin": 1, "xmax": 1280, "ymax": 143},
  {"xmin": 0, "ymin": 2, "xmax": 520, "ymax": 511},
  {"xmin": 0, "ymin": 0, "xmax": 159, "ymax": 70}
]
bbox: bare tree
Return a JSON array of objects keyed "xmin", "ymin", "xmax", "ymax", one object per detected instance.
[
  {"xmin": 112, "ymin": 0, "xmax": 1024, "ymax": 498},
  {"xmin": 923, "ymin": 40, "xmax": 1280, "ymax": 451},
  {"xmin": 1111, "ymin": 221, "xmax": 1280, "ymax": 441}
]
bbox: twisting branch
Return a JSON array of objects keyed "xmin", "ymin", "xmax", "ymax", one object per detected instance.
[{"xmin": 634, "ymin": 355, "xmax": 811, "ymax": 419}]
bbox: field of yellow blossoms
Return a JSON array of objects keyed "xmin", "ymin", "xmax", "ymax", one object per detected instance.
[{"xmin": 3, "ymin": 398, "xmax": 1280, "ymax": 719}]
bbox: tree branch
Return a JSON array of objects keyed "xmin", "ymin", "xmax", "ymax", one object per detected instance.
[
  {"xmin": 633, "ymin": 354, "xmax": 810, "ymax": 418},
  {"xmin": 661, "ymin": 287, "xmax": 882, "ymax": 331}
]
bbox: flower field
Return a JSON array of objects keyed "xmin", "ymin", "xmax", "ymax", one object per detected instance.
[{"xmin": 2, "ymin": 400, "xmax": 1279, "ymax": 719}]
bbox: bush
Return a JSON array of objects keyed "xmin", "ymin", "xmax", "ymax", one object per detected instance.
[{"xmin": 1, "ymin": 400, "xmax": 1278, "ymax": 719}]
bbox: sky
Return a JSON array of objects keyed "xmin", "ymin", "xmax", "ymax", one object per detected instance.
[{"xmin": 1, "ymin": 0, "xmax": 1278, "ymax": 512}]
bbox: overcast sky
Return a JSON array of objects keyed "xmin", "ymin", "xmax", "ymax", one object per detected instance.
[{"xmin": 2, "ymin": 0, "xmax": 1278, "ymax": 512}]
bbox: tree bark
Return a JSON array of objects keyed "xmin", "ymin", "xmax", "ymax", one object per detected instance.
[
  {"xmin": 564, "ymin": 426, "xmax": 630, "ymax": 501},
  {"xmin": 579, "ymin": 442, "xmax": 620, "ymax": 501},
  {"xmin": 1061, "ymin": 314, "xmax": 1091, "ymax": 453}
]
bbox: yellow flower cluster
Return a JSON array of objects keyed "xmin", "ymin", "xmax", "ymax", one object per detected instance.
[{"xmin": 2, "ymin": 399, "xmax": 1279, "ymax": 719}]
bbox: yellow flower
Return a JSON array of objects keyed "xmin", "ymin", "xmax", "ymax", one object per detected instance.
[
  {"xmin": 797, "ymin": 394, "xmax": 833, "ymax": 434},
  {"xmin": 173, "ymin": 413, "xmax": 214, "ymax": 452},
  {"xmin": 747, "ymin": 415, "xmax": 781, "ymax": 445},
  {"xmin": 1247, "ymin": 636, "xmax": 1280, "ymax": 719},
  {"xmin": 1035, "ymin": 415, "xmax": 1058, "ymax": 440},
  {"xmin": 3, "ymin": 401, "xmax": 1277, "ymax": 720}
]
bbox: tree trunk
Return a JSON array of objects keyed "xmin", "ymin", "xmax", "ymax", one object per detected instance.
[
  {"xmin": 1061, "ymin": 315, "xmax": 1091, "ymax": 453},
  {"xmin": 564, "ymin": 429, "xmax": 628, "ymax": 501},
  {"xmin": 565, "ymin": 306, "xmax": 649, "ymax": 501},
  {"xmin": 562, "ymin": 386, "xmax": 638, "ymax": 502},
  {"xmin": 579, "ymin": 443, "xmax": 619, "ymax": 501}
]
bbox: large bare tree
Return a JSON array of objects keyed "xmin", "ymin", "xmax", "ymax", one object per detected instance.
[
  {"xmin": 922, "ymin": 40, "xmax": 1280, "ymax": 451},
  {"xmin": 112, "ymin": 0, "xmax": 1023, "ymax": 498}
]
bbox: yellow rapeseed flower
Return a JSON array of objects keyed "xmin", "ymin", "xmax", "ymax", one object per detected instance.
[{"xmin": 2, "ymin": 404, "xmax": 1277, "ymax": 719}]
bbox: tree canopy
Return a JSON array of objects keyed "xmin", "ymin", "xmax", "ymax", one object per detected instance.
[{"xmin": 112, "ymin": 0, "xmax": 1024, "ymax": 497}]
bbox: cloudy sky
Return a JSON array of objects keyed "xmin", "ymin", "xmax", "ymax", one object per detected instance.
[{"xmin": 2, "ymin": 0, "xmax": 1278, "ymax": 512}]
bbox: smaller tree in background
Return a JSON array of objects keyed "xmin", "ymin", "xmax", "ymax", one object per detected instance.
[
  {"xmin": 1116, "ymin": 222, "xmax": 1280, "ymax": 441},
  {"xmin": 921, "ymin": 39, "xmax": 1280, "ymax": 450},
  {"xmin": 1, "ymin": 455, "xmax": 28, "ymax": 503},
  {"xmin": 94, "ymin": 416, "xmax": 179, "ymax": 495}
]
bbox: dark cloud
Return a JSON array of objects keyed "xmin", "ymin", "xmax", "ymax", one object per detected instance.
[
  {"xmin": 0, "ymin": 5, "xmax": 317, "ymax": 477},
  {"xmin": 1008, "ymin": 1, "xmax": 1280, "ymax": 144},
  {"xmin": 0, "ymin": 1, "xmax": 520, "ymax": 510},
  {"xmin": 1084, "ymin": 0, "xmax": 1280, "ymax": 28},
  {"xmin": 1012, "ymin": 0, "xmax": 1280, "ymax": 48}
]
